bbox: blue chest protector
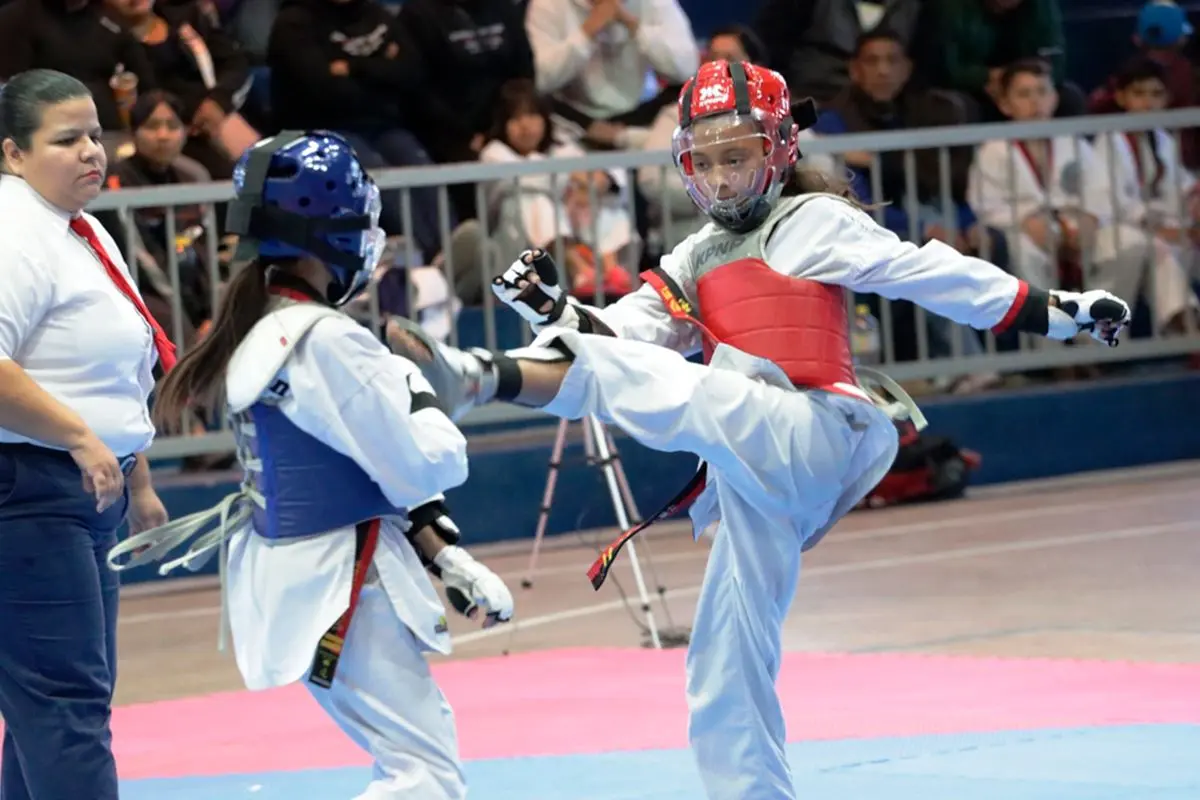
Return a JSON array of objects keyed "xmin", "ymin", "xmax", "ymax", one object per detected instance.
[
  {"xmin": 104, "ymin": 302, "xmax": 411, "ymax": 600},
  {"xmin": 232, "ymin": 403, "xmax": 404, "ymax": 540},
  {"xmin": 223, "ymin": 300, "xmax": 407, "ymax": 541}
]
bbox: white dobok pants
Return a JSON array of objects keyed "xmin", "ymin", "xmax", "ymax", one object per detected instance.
[
  {"xmin": 529, "ymin": 330, "xmax": 900, "ymax": 799},
  {"xmin": 304, "ymin": 578, "xmax": 466, "ymax": 800}
]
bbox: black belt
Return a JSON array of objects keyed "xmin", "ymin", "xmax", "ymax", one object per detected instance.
[
  {"xmin": 0, "ymin": 442, "xmax": 138, "ymax": 476},
  {"xmin": 308, "ymin": 518, "xmax": 381, "ymax": 689}
]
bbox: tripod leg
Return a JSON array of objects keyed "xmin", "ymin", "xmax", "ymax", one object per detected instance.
[
  {"xmin": 601, "ymin": 426, "xmax": 680, "ymax": 630},
  {"xmin": 603, "ymin": 427, "xmax": 642, "ymax": 523},
  {"xmin": 585, "ymin": 414, "xmax": 663, "ymax": 650},
  {"xmin": 523, "ymin": 417, "xmax": 571, "ymax": 589}
]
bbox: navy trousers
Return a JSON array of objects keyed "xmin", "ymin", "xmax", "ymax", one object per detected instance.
[{"xmin": 0, "ymin": 444, "xmax": 130, "ymax": 800}]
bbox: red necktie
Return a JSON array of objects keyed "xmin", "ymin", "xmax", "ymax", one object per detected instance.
[{"xmin": 70, "ymin": 216, "xmax": 178, "ymax": 373}]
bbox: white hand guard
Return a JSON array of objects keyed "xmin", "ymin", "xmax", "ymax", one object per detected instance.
[
  {"xmin": 1047, "ymin": 289, "xmax": 1132, "ymax": 347},
  {"xmin": 490, "ymin": 248, "xmax": 580, "ymax": 330},
  {"xmin": 433, "ymin": 545, "xmax": 514, "ymax": 629}
]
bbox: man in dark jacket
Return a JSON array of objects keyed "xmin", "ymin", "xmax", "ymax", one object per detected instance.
[
  {"xmin": 753, "ymin": 0, "xmax": 922, "ymax": 104},
  {"xmin": 811, "ymin": 31, "xmax": 1007, "ymax": 380},
  {"xmin": 397, "ymin": 0, "xmax": 534, "ymax": 166},
  {"xmin": 813, "ymin": 32, "xmax": 980, "ymax": 242},
  {"xmin": 397, "ymin": 0, "xmax": 534, "ymax": 221},
  {"xmin": 267, "ymin": 0, "xmax": 447, "ymax": 261}
]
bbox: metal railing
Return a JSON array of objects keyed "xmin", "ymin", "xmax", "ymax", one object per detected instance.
[{"xmin": 87, "ymin": 109, "xmax": 1200, "ymax": 460}]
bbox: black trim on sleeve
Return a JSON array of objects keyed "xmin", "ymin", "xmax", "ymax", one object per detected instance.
[
  {"xmin": 408, "ymin": 498, "xmax": 449, "ymax": 534},
  {"xmin": 576, "ymin": 307, "xmax": 616, "ymax": 337},
  {"xmin": 992, "ymin": 282, "xmax": 1050, "ymax": 336},
  {"xmin": 410, "ymin": 390, "xmax": 439, "ymax": 413},
  {"xmin": 492, "ymin": 353, "xmax": 524, "ymax": 401}
]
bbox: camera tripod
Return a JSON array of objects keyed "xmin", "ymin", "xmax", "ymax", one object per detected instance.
[{"xmin": 519, "ymin": 415, "xmax": 691, "ymax": 650}]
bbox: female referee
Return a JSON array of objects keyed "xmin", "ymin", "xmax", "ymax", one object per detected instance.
[
  {"xmin": 0, "ymin": 68, "xmax": 172, "ymax": 799},
  {"xmin": 133, "ymin": 131, "xmax": 513, "ymax": 799}
]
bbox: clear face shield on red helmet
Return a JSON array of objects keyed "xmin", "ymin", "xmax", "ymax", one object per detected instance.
[{"xmin": 672, "ymin": 109, "xmax": 792, "ymax": 233}]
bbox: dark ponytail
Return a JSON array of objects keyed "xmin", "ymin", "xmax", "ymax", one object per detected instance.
[{"xmin": 152, "ymin": 260, "xmax": 272, "ymax": 432}]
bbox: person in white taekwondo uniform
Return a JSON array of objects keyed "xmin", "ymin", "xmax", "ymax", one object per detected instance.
[
  {"xmin": 0, "ymin": 68, "xmax": 171, "ymax": 800},
  {"xmin": 384, "ymin": 60, "xmax": 1134, "ymax": 800},
  {"xmin": 1088, "ymin": 55, "xmax": 1200, "ymax": 325},
  {"xmin": 109, "ymin": 131, "xmax": 514, "ymax": 800},
  {"xmin": 968, "ymin": 58, "xmax": 1196, "ymax": 333}
]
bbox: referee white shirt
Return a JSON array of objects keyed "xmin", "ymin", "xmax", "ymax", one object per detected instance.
[{"xmin": 0, "ymin": 175, "xmax": 157, "ymax": 457}]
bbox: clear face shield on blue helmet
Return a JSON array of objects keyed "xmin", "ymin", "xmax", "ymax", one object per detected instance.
[{"xmin": 339, "ymin": 181, "xmax": 386, "ymax": 303}]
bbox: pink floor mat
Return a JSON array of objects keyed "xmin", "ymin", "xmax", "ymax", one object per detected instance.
[{"xmin": 23, "ymin": 648, "xmax": 1200, "ymax": 780}]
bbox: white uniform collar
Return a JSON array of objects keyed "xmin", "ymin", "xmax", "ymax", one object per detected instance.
[{"xmin": 0, "ymin": 175, "xmax": 74, "ymax": 233}]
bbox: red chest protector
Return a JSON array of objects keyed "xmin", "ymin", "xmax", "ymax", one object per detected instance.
[
  {"xmin": 586, "ymin": 259, "xmax": 863, "ymax": 593},
  {"xmin": 644, "ymin": 258, "xmax": 861, "ymax": 399}
]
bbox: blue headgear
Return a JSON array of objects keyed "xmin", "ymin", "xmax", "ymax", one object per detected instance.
[{"xmin": 225, "ymin": 131, "xmax": 385, "ymax": 306}]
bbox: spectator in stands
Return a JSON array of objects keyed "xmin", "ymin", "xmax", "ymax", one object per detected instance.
[
  {"xmin": 525, "ymin": 0, "xmax": 699, "ymax": 150},
  {"xmin": 915, "ymin": 0, "xmax": 1085, "ymax": 121},
  {"xmin": 107, "ymin": 91, "xmax": 223, "ymax": 346},
  {"xmin": 811, "ymin": 31, "xmax": 1000, "ymax": 391},
  {"xmin": 397, "ymin": 0, "xmax": 535, "ymax": 221},
  {"xmin": 479, "ymin": 79, "xmax": 634, "ymax": 303},
  {"xmin": 1091, "ymin": 55, "xmax": 1200, "ymax": 328},
  {"xmin": 753, "ymin": 0, "xmax": 921, "ymax": 105},
  {"xmin": 106, "ymin": 90, "xmax": 234, "ymax": 461},
  {"xmin": 267, "ymin": 0, "xmax": 446, "ymax": 264},
  {"xmin": 399, "ymin": 0, "xmax": 533, "ymax": 165},
  {"xmin": 0, "ymin": 0, "xmax": 157, "ymax": 159},
  {"xmin": 104, "ymin": 0, "xmax": 259, "ymax": 179},
  {"xmin": 811, "ymin": 33, "xmax": 980, "ymax": 244},
  {"xmin": 559, "ymin": 170, "xmax": 636, "ymax": 302},
  {"xmin": 478, "ymin": 79, "xmax": 584, "ymax": 298},
  {"xmin": 969, "ymin": 59, "xmax": 1197, "ymax": 335},
  {"xmin": 1088, "ymin": 1, "xmax": 1198, "ymax": 170}
]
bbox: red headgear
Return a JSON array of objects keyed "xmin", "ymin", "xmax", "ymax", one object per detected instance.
[{"xmin": 671, "ymin": 60, "xmax": 817, "ymax": 232}]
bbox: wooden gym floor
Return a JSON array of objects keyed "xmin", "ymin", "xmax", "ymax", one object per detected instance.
[{"xmin": 113, "ymin": 460, "xmax": 1200, "ymax": 707}]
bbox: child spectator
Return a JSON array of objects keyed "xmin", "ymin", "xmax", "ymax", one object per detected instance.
[
  {"xmin": 1088, "ymin": 1, "xmax": 1198, "ymax": 170},
  {"xmin": 108, "ymin": 91, "xmax": 225, "ymax": 347},
  {"xmin": 970, "ymin": 59, "xmax": 1196, "ymax": 335},
  {"xmin": 1091, "ymin": 55, "xmax": 1199, "ymax": 331},
  {"xmin": 479, "ymin": 80, "xmax": 635, "ymax": 303}
]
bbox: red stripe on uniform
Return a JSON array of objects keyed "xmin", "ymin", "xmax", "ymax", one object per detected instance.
[{"xmin": 992, "ymin": 279, "xmax": 1030, "ymax": 334}]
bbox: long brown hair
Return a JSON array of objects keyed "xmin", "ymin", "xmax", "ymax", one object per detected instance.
[
  {"xmin": 783, "ymin": 164, "xmax": 869, "ymax": 209},
  {"xmin": 487, "ymin": 78, "xmax": 555, "ymax": 154},
  {"xmin": 152, "ymin": 260, "xmax": 273, "ymax": 432}
]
